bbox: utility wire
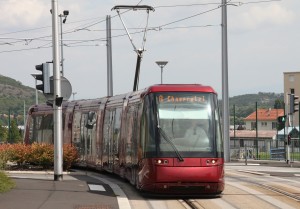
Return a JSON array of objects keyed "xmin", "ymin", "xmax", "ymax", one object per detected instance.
[{"xmin": 0, "ymin": 0, "xmax": 282, "ymax": 53}]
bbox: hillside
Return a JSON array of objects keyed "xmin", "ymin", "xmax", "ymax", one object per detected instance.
[
  {"xmin": 0, "ymin": 74, "xmax": 46, "ymax": 125},
  {"xmin": 228, "ymin": 92, "xmax": 284, "ymax": 124}
]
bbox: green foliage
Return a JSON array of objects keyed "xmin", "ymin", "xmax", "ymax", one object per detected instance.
[
  {"xmin": 9, "ymin": 120, "xmax": 22, "ymax": 143},
  {"xmin": 0, "ymin": 74, "xmax": 46, "ymax": 126},
  {"xmin": 228, "ymin": 92, "xmax": 284, "ymax": 125},
  {"xmin": 0, "ymin": 143, "xmax": 79, "ymax": 170},
  {"xmin": 274, "ymin": 98, "xmax": 284, "ymax": 109},
  {"xmin": 0, "ymin": 122, "xmax": 8, "ymax": 143},
  {"xmin": 0, "ymin": 119, "xmax": 22, "ymax": 143},
  {"xmin": 0, "ymin": 144, "xmax": 11, "ymax": 170},
  {"xmin": 0, "ymin": 171, "xmax": 15, "ymax": 193}
]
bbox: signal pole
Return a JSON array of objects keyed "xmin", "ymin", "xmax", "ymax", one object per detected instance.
[
  {"xmin": 51, "ymin": 0, "xmax": 63, "ymax": 181},
  {"xmin": 221, "ymin": 0, "xmax": 230, "ymax": 162},
  {"xmin": 106, "ymin": 15, "xmax": 113, "ymax": 97}
]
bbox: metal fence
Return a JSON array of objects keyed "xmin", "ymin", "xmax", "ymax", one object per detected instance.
[{"xmin": 230, "ymin": 138, "xmax": 300, "ymax": 162}]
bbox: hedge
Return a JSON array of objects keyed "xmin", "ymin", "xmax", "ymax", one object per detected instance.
[{"xmin": 0, "ymin": 143, "xmax": 78, "ymax": 170}]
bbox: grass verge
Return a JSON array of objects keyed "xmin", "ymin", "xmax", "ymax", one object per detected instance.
[{"xmin": 0, "ymin": 171, "xmax": 15, "ymax": 193}]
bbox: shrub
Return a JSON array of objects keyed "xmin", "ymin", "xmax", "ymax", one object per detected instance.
[
  {"xmin": 8, "ymin": 143, "xmax": 31, "ymax": 165},
  {"xmin": 29, "ymin": 143, "xmax": 54, "ymax": 169},
  {"xmin": 0, "ymin": 143, "xmax": 79, "ymax": 170},
  {"xmin": 0, "ymin": 144, "xmax": 12, "ymax": 170},
  {"xmin": 63, "ymin": 144, "xmax": 79, "ymax": 170}
]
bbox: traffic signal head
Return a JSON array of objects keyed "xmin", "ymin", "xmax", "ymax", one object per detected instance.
[
  {"xmin": 277, "ymin": 115, "xmax": 286, "ymax": 123},
  {"xmin": 277, "ymin": 115, "xmax": 286, "ymax": 130},
  {"xmin": 289, "ymin": 94, "xmax": 299, "ymax": 114},
  {"xmin": 35, "ymin": 63, "xmax": 50, "ymax": 93}
]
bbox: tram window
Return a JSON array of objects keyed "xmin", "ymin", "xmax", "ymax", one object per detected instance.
[
  {"xmin": 72, "ymin": 112, "xmax": 81, "ymax": 144},
  {"xmin": 85, "ymin": 111, "xmax": 96, "ymax": 129},
  {"xmin": 113, "ymin": 108, "xmax": 122, "ymax": 154},
  {"xmin": 30, "ymin": 114, "xmax": 53, "ymax": 144}
]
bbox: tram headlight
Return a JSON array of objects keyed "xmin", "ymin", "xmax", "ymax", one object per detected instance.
[
  {"xmin": 206, "ymin": 159, "xmax": 218, "ymax": 165},
  {"xmin": 154, "ymin": 159, "xmax": 169, "ymax": 165}
]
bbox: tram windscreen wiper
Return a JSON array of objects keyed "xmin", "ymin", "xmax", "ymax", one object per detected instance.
[{"xmin": 158, "ymin": 126, "xmax": 184, "ymax": 162}]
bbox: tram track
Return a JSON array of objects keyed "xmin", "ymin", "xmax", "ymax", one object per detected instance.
[
  {"xmin": 226, "ymin": 170, "xmax": 300, "ymax": 203},
  {"xmin": 254, "ymin": 182, "xmax": 300, "ymax": 202},
  {"xmin": 182, "ymin": 199, "xmax": 199, "ymax": 209}
]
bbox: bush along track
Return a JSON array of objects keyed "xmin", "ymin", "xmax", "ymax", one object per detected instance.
[{"xmin": 0, "ymin": 143, "xmax": 79, "ymax": 171}]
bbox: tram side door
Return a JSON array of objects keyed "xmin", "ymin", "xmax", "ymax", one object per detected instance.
[
  {"xmin": 104, "ymin": 109, "xmax": 115, "ymax": 172},
  {"xmin": 125, "ymin": 106, "xmax": 139, "ymax": 166},
  {"xmin": 108, "ymin": 111, "xmax": 115, "ymax": 171}
]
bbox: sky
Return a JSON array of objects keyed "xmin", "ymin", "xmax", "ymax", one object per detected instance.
[{"xmin": 0, "ymin": 0, "xmax": 299, "ymax": 100}]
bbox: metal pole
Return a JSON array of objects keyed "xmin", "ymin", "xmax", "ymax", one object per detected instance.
[
  {"xmin": 133, "ymin": 50, "xmax": 143, "ymax": 91},
  {"xmin": 222, "ymin": 0, "xmax": 230, "ymax": 162},
  {"xmin": 35, "ymin": 79, "xmax": 38, "ymax": 104},
  {"xmin": 8, "ymin": 109, "xmax": 11, "ymax": 143},
  {"xmin": 161, "ymin": 67, "xmax": 163, "ymax": 84},
  {"xmin": 60, "ymin": 15, "xmax": 64, "ymax": 76},
  {"xmin": 52, "ymin": 0, "xmax": 63, "ymax": 181},
  {"xmin": 23, "ymin": 101, "xmax": 26, "ymax": 140},
  {"xmin": 31, "ymin": 74, "xmax": 39, "ymax": 104},
  {"xmin": 106, "ymin": 15, "xmax": 113, "ymax": 96},
  {"xmin": 256, "ymin": 102, "xmax": 258, "ymax": 159},
  {"xmin": 233, "ymin": 104, "xmax": 236, "ymax": 147}
]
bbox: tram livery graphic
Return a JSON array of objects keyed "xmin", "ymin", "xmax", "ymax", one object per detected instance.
[{"xmin": 24, "ymin": 84, "xmax": 224, "ymax": 195}]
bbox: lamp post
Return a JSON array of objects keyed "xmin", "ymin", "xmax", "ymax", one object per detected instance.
[
  {"xmin": 72, "ymin": 92, "xmax": 77, "ymax": 100},
  {"xmin": 31, "ymin": 74, "xmax": 39, "ymax": 104},
  {"xmin": 58, "ymin": 10, "xmax": 69, "ymax": 77},
  {"xmin": 156, "ymin": 61, "xmax": 168, "ymax": 84}
]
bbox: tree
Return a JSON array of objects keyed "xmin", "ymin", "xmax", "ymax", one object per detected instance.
[
  {"xmin": 274, "ymin": 98, "xmax": 284, "ymax": 109},
  {"xmin": 0, "ymin": 122, "xmax": 8, "ymax": 143},
  {"xmin": 8, "ymin": 120, "xmax": 22, "ymax": 143}
]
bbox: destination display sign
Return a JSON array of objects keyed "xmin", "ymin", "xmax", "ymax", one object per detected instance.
[{"xmin": 157, "ymin": 94, "xmax": 207, "ymax": 103}]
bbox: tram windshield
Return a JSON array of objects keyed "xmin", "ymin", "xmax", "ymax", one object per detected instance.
[{"xmin": 154, "ymin": 92, "xmax": 220, "ymax": 158}]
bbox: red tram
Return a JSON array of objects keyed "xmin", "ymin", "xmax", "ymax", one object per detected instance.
[{"xmin": 24, "ymin": 84, "xmax": 224, "ymax": 195}]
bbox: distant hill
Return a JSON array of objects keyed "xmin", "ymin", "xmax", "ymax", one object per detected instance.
[
  {"xmin": 0, "ymin": 74, "xmax": 46, "ymax": 125},
  {"xmin": 228, "ymin": 92, "xmax": 284, "ymax": 125}
]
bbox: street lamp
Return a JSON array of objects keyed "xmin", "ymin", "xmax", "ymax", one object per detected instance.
[
  {"xmin": 155, "ymin": 61, "xmax": 168, "ymax": 84},
  {"xmin": 58, "ymin": 10, "xmax": 69, "ymax": 77},
  {"xmin": 72, "ymin": 92, "xmax": 77, "ymax": 100},
  {"xmin": 31, "ymin": 74, "xmax": 39, "ymax": 104}
]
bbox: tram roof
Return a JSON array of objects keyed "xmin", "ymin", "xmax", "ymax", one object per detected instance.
[{"xmin": 146, "ymin": 84, "xmax": 216, "ymax": 94}]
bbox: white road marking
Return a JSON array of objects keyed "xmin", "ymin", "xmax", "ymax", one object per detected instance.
[
  {"xmin": 88, "ymin": 184, "xmax": 106, "ymax": 192},
  {"xmin": 88, "ymin": 173, "xmax": 132, "ymax": 209}
]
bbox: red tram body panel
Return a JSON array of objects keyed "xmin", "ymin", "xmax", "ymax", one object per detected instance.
[{"xmin": 24, "ymin": 84, "xmax": 224, "ymax": 195}]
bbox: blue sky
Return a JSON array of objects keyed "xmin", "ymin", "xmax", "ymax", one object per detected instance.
[{"xmin": 0, "ymin": 0, "xmax": 299, "ymax": 99}]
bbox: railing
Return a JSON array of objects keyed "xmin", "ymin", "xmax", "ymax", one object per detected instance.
[{"xmin": 230, "ymin": 138, "xmax": 300, "ymax": 162}]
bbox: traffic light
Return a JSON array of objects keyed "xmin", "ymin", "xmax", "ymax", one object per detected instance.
[
  {"xmin": 277, "ymin": 115, "xmax": 286, "ymax": 130},
  {"xmin": 289, "ymin": 94, "xmax": 299, "ymax": 114},
  {"xmin": 35, "ymin": 63, "xmax": 50, "ymax": 93}
]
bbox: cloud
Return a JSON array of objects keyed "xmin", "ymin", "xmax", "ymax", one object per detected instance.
[
  {"xmin": 230, "ymin": 3, "xmax": 295, "ymax": 31},
  {"xmin": 0, "ymin": 0, "xmax": 48, "ymax": 27}
]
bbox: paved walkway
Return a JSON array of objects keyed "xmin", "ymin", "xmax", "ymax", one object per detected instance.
[{"xmin": 1, "ymin": 171, "xmax": 121, "ymax": 209}]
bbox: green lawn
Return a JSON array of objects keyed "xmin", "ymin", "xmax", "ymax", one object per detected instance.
[{"xmin": 0, "ymin": 171, "xmax": 15, "ymax": 193}]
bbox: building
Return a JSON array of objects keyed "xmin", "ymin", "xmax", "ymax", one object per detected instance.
[
  {"xmin": 244, "ymin": 108, "xmax": 284, "ymax": 130},
  {"xmin": 284, "ymin": 72, "xmax": 300, "ymax": 126}
]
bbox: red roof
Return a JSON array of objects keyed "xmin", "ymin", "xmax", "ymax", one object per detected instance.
[
  {"xmin": 244, "ymin": 108, "xmax": 284, "ymax": 121},
  {"xmin": 230, "ymin": 130, "xmax": 276, "ymax": 138}
]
